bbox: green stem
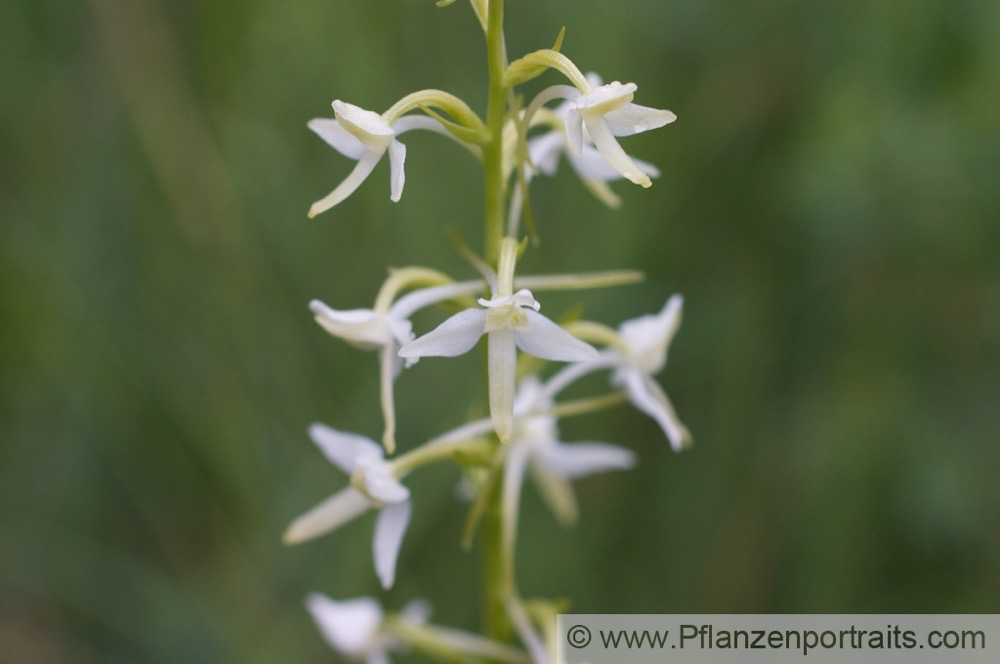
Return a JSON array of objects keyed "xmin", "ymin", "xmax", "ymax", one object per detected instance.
[
  {"xmin": 483, "ymin": 466, "xmax": 511, "ymax": 644},
  {"xmin": 481, "ymin": 2, "xmax": 516, "ymax": 655},
  {"xmin": 483, "ymin": 0, "xmax": 506, "ymax": 266}
]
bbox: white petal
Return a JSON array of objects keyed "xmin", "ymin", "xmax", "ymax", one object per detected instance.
[
  {"xmin": 283, "ymin": 488, "xmax": 371, "ymax": 544},
  {"xmin": 576, "ymin": 81, "xmax": 637, "ymax": 113},
  {"xmin": 502, "ymin": 442, "xmax": 531, "ymax": 558},
  {"xmin": 306, "ymin": 593, "xmax": 382, "ymax": 655},
  {"xmin": 308, "ymin": 423, "xmax": 383, "ymax": 473},
  {"xmin": 309, "ymin": 148, "xmax": 385, "ymax": 217},
  {"xmin": 398, "ymin": 308, "xmax": 487, "ymax": 359},
  {"xmin": 373, "ymin": 501, "xmax": 412, "ymax": 589},
  {"xmin": 333, "ymin": 100, "xmax": 394, "ymax": 143},
  {"xmin": 569, "ymin": 144, "xmax": 660, "ymax": 181},
  {"xmin": 618, "ymin": 294, "xmax": 683, "ymax": 372},
  {"xmin": 308, "ymin": 118, "xmax": 367, "ymax": 160},
  {"xmin": 526, "ymin": 130, "xmax": 565, "ymax": 176},
  {"xmin": 358, "ymin": 458, "xmax": 410, "ymax": 504},
  {"xmin": 365, "ymin": 652, "xmax": 390, "ymax": 664},
  {"xmin": 488, "ymin": 329, "xmax": 517, "ymax": 442},
  {"xmin": 388, "ymin": 138, "xmax": 406, "ymax": 202},
  {"xmin": 535, "ymin": 441, "xmax": 636, "ymax": 479},
  {"xmin": 528, "ymin": 459, "xmax": 578, "ymax": 526},
  {"xmin": 564, "ymin": 106, "xmax": 584, "ymax": 155},
  {"xmin": 378, "ymin": 344, "xmax": 402, "ymax": 454},
  {"xmin": 604, "ymin": 103, "xmax": 677, "ymax": 136},
  {"xmin": 512, "ymin": 375, "xmax": 547, "ymax": 416},
  {"xmin": 506, "ymin": 595, "xmax": 548, "ymax": 664},
  {"xmin": 584, "ymin": 116, "xmax": 651, "ymax": 188},
  {"xmin": 310, "ymin": 301, "xmax": 392, "ymax": 348},
  {"xmin": 389, "ymin": 281, "xmax": 484, "ymax": 321},
  {"xmin": 618, "ymin": 369, "xmax": 691, "ymax": 451},
  {"xmin": 515, "ymin": 310, "xmax": 599, "ymax": 362}
]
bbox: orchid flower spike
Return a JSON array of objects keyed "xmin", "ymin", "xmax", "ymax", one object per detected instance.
[
  {"xmin": 610, "ymin": 294, "xmax": 691, "ymax": 450},
  {"xmin": 398, "ymin": 240, "xmax": 597, "ymax": 442},
  {"xmin": 283, "ymin": 424, "xmax": 412, "ymax": 589}
]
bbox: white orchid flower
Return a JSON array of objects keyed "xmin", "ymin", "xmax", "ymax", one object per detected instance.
[
  {"xmin": 508, "ymin": 112, "xmax": 661, "ymax": 233},
  {"xmin": 283, "ymin": 424, "xmax": 412, "ymax": 589},
  {"xmin": 311, "ymin": 272, "xmax": 482, "ymax": 453},
  {"xmin": 564, "ymin": 80, "xmax": 676, "ymax": 188},
  {"xmin": 398, "ymin": 287, "xmax": 597, "ymax": 442},
  {"xmin": 306, "ymin": 594, "xmax": 388, "ymax": 664},
  {"xmin": 540, "ymin": 294, "xmax": 690, "ymax": 450},
  {"xmin": 610, "ymin": 294, "xmax": 691, "ymax": 450},
  {"xmin": 502, "ymin": 377, "xmax": 635, "ymax": 556},
  {"xmin": 399, "ymin": 238, "xmax": 598, "ymax": 442},
  {"xmin": 307, "ymin": 593, "xmax": 529, "ymax": 664},
  {"xmin": 308, "ymin": 101, "xmax": 447, "ymax": 217},
  {"xmin": 306, "ymin": 594, "xmax": 433, "ymax": 664}
]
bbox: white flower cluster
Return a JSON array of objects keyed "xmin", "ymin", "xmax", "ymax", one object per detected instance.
[{"xmin": 288, "ymin": 2, "xmax": 689, "ymax": 662}]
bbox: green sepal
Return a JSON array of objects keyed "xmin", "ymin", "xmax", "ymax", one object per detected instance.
[{"xmin": 418, "ymin": 103, "xmax": 491, "ymax": 145}]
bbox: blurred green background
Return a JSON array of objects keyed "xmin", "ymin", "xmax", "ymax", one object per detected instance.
[{"xmin": 2, "ymin": 0, "xmax": 998, "ymax": 661}]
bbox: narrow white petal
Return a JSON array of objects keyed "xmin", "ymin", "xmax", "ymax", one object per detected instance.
[
  {"xmin": 584, "ymin": 117, "xmax": 652, "ymax": 188},
  {"xmin": 535, "ymin": 441, "xmax": 636, "ymax": 479},
  {"xmin": 378, "ymin": 344, "xmax": 398, "ymax": 454},
  {"xmin": 526, "ymin": 130, "xmax": 565, "ymax": 175},
  {"xmin": 507, "ymin": 595, "xmax": 548, "ymax": 664},
  {"xmin": 308, "ymin": 118, "xmax": 367, "ymax": 160},
  {"xmin": 507, "ymin": 176, "xmax": 527, "ymax": 237},
  {"xmin": 604, "ymin": 103, "xmax": 677, "ymax": 136},
  {"xmin": 309, "ymin": 301, "xmax": 379, "ymax": 326},
  {"xmin": 619, "ymin": 369, "xmax": 691, "ymax": 450},
  {"xmin": 398, "ymin": 308, "xmax": 487, "ymax": 359},
  {"xmin": 308, "ymin": 423, "xmax": 382, "ymax": 473},
  {"xmin": 309, "ymin": 149, "xmax": 385, "ymax": 217},
  {"xmin": 656, "ymin": 294, "xmax": 684, "ymax": 350},
  {"xmin": 305, "ymin": 593, "xmax": 382, "ymax": 655},
  {"xmin": 310, "ymin": 302, "xmax": 391, "ymax": 348},
  {"xmin": 528, "ymin": 460, "xmax": 578, "ymax": 526},
  {"xmin": 515, "ymin": 310, "xmax": 599, "ymax": 362},
  {"xmin": 537, "ymin": 357, "xmax": 612, "ymax": 402},
  {"xmin": 488, "ymin": 329, "xmax": 517, "ymax": 442},
  {"xmin": 501, "ymin": 443, "xmax": 530, "ymax": 568},
  {"xmin": 564, "ymin": 107, "xmax": 584, "ymax": 155},
  {"xmin": 569, "ymin": 144, "xmax": 660, "ymax": 181},
  {"xmin": 388, "ymin": 138, "xmax": 406, "ymax": 202},
  {"xmin": 390, "ymin": 281, "xmax": 485, "ymax": 320},
  {"xmin": 580, "ymin": 175, "xmax": 623, "ymax": 209},
  {"xmin": 373, "ymin": 501, "xmax": 412, "ymax": 589},
  {"xmin": 283, "ymin": 488, "xmax": 371, "ymax": 544}
]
